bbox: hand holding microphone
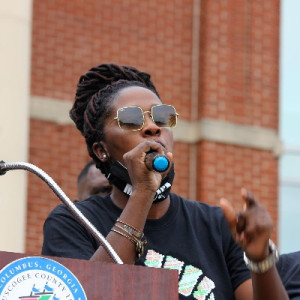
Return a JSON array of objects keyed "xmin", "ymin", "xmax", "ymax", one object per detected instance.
[{"xmin": 144, "ymin": 152, "xmax": 170, "ymax": 172}]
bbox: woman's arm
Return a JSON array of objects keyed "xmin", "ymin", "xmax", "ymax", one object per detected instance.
[
  {"xmin": 221, "ymin": 188, "xmax": 289, "ymax": 300},
  {"xmin": 91, "ymin": 141, "xmax": 173, "ymax": 264}
]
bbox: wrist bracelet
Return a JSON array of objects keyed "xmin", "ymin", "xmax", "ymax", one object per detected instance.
[
  {"xmin": 111, "ymin": 228, "xmax": 147, "ymax": 261},
  {"xmin": 116, "ymin": 218, "xmax": 144, "ymax": 239},
  {"xmin": 244, "ymin": 239, "xmax": 279, "ymax": 274},
  {"xmin": 111, "ymin": 228, "xmax": 136, "ymax": 244}
]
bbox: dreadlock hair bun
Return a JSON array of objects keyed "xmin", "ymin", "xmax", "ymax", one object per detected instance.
[{"xmin": 69, "ymin": 63, "xmax": 160, "ymax": 175}]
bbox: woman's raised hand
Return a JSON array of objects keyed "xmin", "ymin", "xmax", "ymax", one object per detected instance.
[
  {"xmin": 220, "ymin": 188, "xmax": 272, "ymax": 262},
  {"xmin": 123, "ymin": 140, "xmax": 173, "ymax": 196}
]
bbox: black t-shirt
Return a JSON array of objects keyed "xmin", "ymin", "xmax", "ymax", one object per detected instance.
[
  {"xmin": 42, "ymin": 193, "xmax": 250, "ymax": 299},
  {"xmin": 277, "ymin": 251, "xmax": 300, "ymax": 299}
]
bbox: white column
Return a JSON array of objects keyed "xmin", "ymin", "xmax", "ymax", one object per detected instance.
[{"xmin": 0, "ymin": 0, "xmax": 32, "ymax": 252}]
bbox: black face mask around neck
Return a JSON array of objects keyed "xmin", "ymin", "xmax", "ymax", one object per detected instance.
[{"xmin": 106, "ymin": 161, "xmax": 175, "ymax": 203}]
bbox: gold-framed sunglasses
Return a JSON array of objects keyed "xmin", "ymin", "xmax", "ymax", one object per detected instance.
[{"xmin": 113, "ymin": 104, "xmax": 179, "ymax": 131}]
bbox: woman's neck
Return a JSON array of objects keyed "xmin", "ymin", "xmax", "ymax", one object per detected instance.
[{"xmin": 110, "ymin": 187, "xmax": 170, "ymax": 219}]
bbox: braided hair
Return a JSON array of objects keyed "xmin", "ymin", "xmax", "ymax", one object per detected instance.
[{"xmin": 70, "ymin": 63, "xmax": 160, "ymax": 175}]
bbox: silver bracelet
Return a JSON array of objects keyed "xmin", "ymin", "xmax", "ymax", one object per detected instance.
[{"xmin": 244, "ymin": 239, "xmax": 279, "ymax": 274}]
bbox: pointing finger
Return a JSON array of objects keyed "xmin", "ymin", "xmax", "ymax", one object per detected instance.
[{"xmin": 241, "ymin": 187, "xmax": 256, "ymax": 209}]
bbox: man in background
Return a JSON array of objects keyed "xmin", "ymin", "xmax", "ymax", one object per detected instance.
[
  {"xmin": 277, "ymin": 251, "xmax": 300, "ymax": 299},
  {"xmin": 76, "ymin": 161, "xmax": 112, "ymax": 201}
]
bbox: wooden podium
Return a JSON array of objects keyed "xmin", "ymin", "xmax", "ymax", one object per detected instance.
[{"xmin": 0, "ymin": 251, "xmax": 178, "ymax": 299}]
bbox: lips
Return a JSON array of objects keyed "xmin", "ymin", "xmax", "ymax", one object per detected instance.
[{"xmin": 153, "ymin": 139, "xmax": 166, "ymax": 149}]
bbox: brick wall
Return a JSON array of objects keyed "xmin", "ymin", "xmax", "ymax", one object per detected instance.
[
  {"xmin": 198, "ymin": 0, "xmax": 279, "ymax": 127},
  {"xmin": 27, "ymin": 0, "xmax": 280, "ymax": 254},
  {"xmin": 197, "ymin": 0, "xmax": 280, "ymax": 241}
]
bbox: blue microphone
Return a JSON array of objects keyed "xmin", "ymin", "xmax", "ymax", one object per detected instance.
[{"xmin": 145, "ymin": 152, "xmax": 170, "ymax": 172}]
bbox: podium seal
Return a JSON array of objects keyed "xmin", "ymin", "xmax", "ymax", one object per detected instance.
[{"xmin": 0, "ymin": 256, "xmax": 86, "ymax": 300}]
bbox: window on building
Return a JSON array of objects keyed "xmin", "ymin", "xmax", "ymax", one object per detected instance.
[{"xmin": 279, "ymin": 0, "xmax": 300, "ymax": 253}]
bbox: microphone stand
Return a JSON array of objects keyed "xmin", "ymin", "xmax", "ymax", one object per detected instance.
[{"xmin": 0, "ymin": 160, "xmax": 123, "ymax": 264}]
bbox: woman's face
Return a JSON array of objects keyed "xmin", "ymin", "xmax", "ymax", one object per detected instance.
[{"xmin": 100, "ymin": 86, "xmax": 174, "ymax": 164}]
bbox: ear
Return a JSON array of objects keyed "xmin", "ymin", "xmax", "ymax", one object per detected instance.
[{"xmin": 93, "ymin": 142, "xmax": 109, "ymax": 162}]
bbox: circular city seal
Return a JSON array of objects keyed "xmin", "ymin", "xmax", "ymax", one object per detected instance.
[{"xmin": 0, "ymin": 256, "xmax": 87, "ymax": 300}]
